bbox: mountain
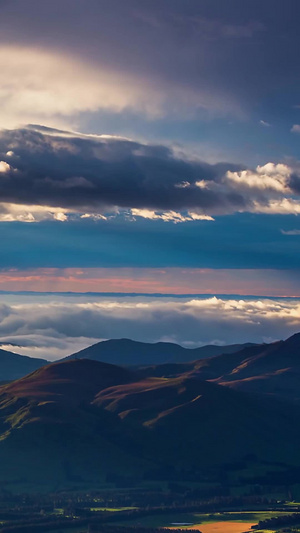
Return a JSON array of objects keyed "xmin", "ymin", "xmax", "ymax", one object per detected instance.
[
  {"xmin": 215, "ymin": 332, "xmax": 300, "ymax": 401},
  {"xmin": 64, "ymin": 338, "xmax": 257, "ymax": 366},
  {"xmin": 0, "ymin": 347, "xmax": 47, "ymax": 381},
  {"xmin": 94, "ymin": 371, "xmax": 300, "ymax": 468},
  {"xmin": 0, "ymin": 356, "xmax": 300, "ymax": 490},
  {"xmin": 141, "ymin": 333, "xmax": 300, "ymax": 403},
  {"xmin": 3, "ymin": 357, "xmax": 133, "ymax": 402},
  {"xmin": 0, "ymin": 360, "xmax": 151, "ymax": 489}
]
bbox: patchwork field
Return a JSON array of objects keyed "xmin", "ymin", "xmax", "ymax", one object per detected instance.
[
  {"xmin": 171, "ymin": 523, "xmax": 255, "ymax": 533},
  {"xmin": 115, "ymin": 511, "xmax": 296, "ymax": 532}
]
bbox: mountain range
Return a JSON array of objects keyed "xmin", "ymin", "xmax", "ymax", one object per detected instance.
[
  {"xmin": 0, "ymin": 332, "xmax": 299, "ymax": 490},
  {"xmin": 0, "ymin": 339, "xmax": 257, "ymax": 382},
  {"xmin": 64, "ymin": 338, "xmax": 257, "ymax": 366},
  {"xmin": 142, "ymin": 333, "xmax": 300, "ymax": 403}
]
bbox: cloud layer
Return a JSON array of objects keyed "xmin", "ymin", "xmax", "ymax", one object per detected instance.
[
  {"xmin": 0, "ymin": 126, "xmax": 300, "ymax": 222},
  {"xmin": 0, "ymin": 294, "xmax": 299, "ymax": 360}
]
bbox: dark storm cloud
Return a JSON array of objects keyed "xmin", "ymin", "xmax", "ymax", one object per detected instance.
[
  {"xmin": 289, "ymin": 173, "xmax": 300, "ymax": 194},
  {"xmin": 0, "ymin": 126, "xmax": 244, "ymax": 214},
  {"xmin": 0, "ymin": 126, "xmax": 299, "ymax": 218}
]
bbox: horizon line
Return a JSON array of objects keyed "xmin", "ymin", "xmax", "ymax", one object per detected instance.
[{"xmin": 1, "ymin": 290, "xmax": 300, "ymax": 299}]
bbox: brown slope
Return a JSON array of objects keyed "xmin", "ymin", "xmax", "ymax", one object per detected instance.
[
  {"xmin": 139, "ymin": 344, "xmax": 272, "ymax": 380},
  {"xmin": 94, "ymin": 372, "xmax": 300, "ymax": 468},
  {"xmin": 142, "ymin": 333, "xmax": 300, "ymax": 403},
  {"xmin": 0, "ymin": 360, "xmax": 150, "ymax": 489},
  {"xmin": 1, "ymin": 354, "xmax": 300, "ymax": 490},
  {"xmin": 1, "ymin": 358, "xmax": 133, "ymax": 404},
  {"xmin": 213, "ymin": 333, "xmax": 300, "ymax": 401}
]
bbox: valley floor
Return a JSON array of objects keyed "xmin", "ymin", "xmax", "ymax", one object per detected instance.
[{"xmin": 0, "ymin": 490, "xmax": 299, "ymax": 533}]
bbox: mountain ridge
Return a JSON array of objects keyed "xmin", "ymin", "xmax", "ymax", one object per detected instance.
[
  {"xmin": 0, "ymin": 347, "xmax": 47, "ymax": 381},
  {"xmin": 62, "ymin": 337, "xmax": 259, "ymax": 366},
  {"xmin": 139, "ymin": 333, "xmax": 300, "ymax": 403}
]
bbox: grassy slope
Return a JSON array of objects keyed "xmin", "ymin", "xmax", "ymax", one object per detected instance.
[
  {"xmin": 1, "ymin": 351, "xmax": 300, "ymax": 490},
  {"xmin": 0, "ymin": 360, "xmax": 152, "ymax": 489},
  {"xmin": 95, "ymin": 373, "xmax": 300, "ymax": 467},
  {"xmin": 142, "ymin": 333, "xmax": 300, "ymax": 404}
]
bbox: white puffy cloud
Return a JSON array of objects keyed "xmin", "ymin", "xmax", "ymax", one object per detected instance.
[
  {"xmin": 226, "ymin": 163, "xmax": 291, "ymax": 194},
  {"xmin": 251, "ymin": 198, "xmax": 300, "ymax": 215},
  {"xmin": 0, "ymin": 161, "xmax": 11, "ymax": 173},
  {"xmin": 0, "ymin": 203, "xmax": 70, "ymax": 222},
  {"xmin": 131, "ymin": 209, "xmax": 214, "ymax": 223},
  {"xmin": 224, "ymin": 163, "xmax": 300, "ymax": 214},
  {"xmin": 194, "ymin": 162, "xmax": 300, "ymax": 215}
]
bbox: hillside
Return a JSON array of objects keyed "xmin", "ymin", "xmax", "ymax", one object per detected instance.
[
  {"xmin": 0, "ymin": 360, "xmax": 150, "ymax": 489},
  {"xmin": 94, "ymin": 371, "xmax": 300, "ymax": 468},
  {"xmin": 216, "ymin": 332, "xmax": 300, "ymax": 401},
  {"xmin": 64, "ymin": 338, "xmax": 257, "ymax": 366},
  {"xmin": 140, "ymin": 333, "xmax": 300, "ymax": 403},
  {"xmin": 0, "ymin": 356, "xmax": 300, "ymax": 490}
]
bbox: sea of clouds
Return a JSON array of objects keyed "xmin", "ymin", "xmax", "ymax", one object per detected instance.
[{"xmin": 0, "ymin": 293, "xmax": 299, "ymax": 360}]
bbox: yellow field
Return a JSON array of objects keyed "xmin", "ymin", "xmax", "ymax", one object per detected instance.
[{"xmin": 168, "ymin": 522, "xmax": 255, "ymax": 532}]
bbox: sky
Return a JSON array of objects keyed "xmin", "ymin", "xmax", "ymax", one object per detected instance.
[{"xmin": 0, "ymin": 0, "xmax": 300, "ymax": 357}]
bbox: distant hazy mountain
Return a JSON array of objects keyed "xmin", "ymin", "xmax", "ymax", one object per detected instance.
[
  {"xmin": 0, "ymin": 348, "xmax": 300, "ymax": 490},
  {"xmin": 64, "ymin": 338, "xmax": 257, "ymax": 366},
  {"xmin": 0, "ymin": 347, "xmax": 47, "ymax": 381}
]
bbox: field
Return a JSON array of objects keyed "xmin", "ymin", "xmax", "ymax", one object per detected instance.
[
  {"xmin": 0, "ymin": 486, "xmax": 299, "ymax": 533},
  {"xmin": 114, "ymin": 510, "xmax": 295, "ymax": 532},
  {"xmin": 90, "ymin": 506, "xmax": 139, "ymax": 512},
  {"xmin": 174, "ymin": 523, "xmax": 255, "ymax": 533}
]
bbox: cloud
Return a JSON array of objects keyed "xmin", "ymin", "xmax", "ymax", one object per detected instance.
[
  {"xmin": 0, "ymin": 294, "xmax": 299, "ymax": 360},
  {"xmin": 253, "ymin": 199, "xmax": 300, "ymax": 215},
  {"xmin": 0, "ymin": 0, "xmax": 298, "ymax": 133},
  {"xmin": 0, "ymin": 45, "xmax": 241, "ymax": 128},
  {"xmin": 291, "ymin": 125, "xmax": 300, "ymax": 133},
  {"xmin": 281, "ymin": 229, "xmax": 300, "ymax": 235},
  {"xmin": 259, "ymin": 120, "xmax": 271, "ymax": 127},
  {"xmin": 0, "ymin": 161, "xmax": 11, "ymax": 173},
  {"xmin": 226, "ymin": 163, "xmax": 291, "ymax": 193},
  {"xmin": 0, "ymin": 126, "xmax": 299, "ymax": 222},
  {"xmin": 0, "ymin": 203, "xmax": 70, "ymax": 222},
  {"xmin": 131, "ymin": 209, "xmax": 214, "ymax": 223},
  {"xmin": 0, "ymin": 3, "xmax": 270, "ymax": 127},
  {"xmin": 0, "ymin": 45, "xmax": 169, "ymax": 125},
  {"xmin": 137, "ymin": 12, "xmax": 265, "ymax": 41}
]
